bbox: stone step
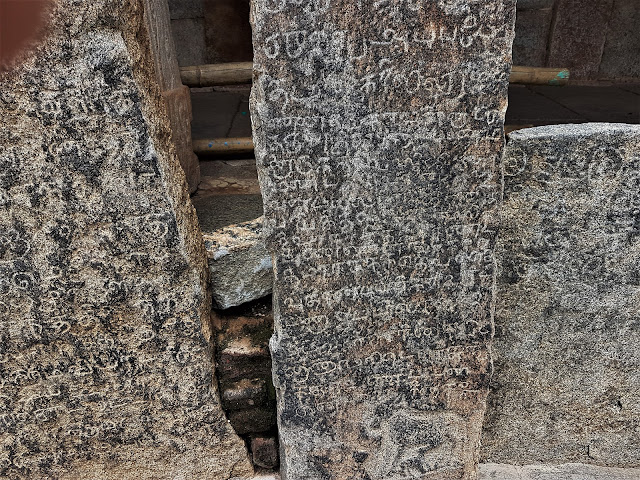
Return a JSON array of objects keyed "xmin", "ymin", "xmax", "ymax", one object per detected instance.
[{"xmin": 221, "ymin": 378, "xmax": 268, "ymax": 410}]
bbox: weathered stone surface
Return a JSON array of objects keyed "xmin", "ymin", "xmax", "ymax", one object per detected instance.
[
  {"xmin": 599, "ymin": 0, "xmax": 640, "ymax": 80},
  {"xmin": 478, "ymin": 463, "xmax": 640, "ymax": 480},
  {"xmin": 170, "ymin": 17, "xmax": 207, "ymax": 66},
  {"xmin": 251, "ymin": 1, "xmax": 515, "ymax": 478},
  {"xmin": 0, "ymin": 0, "xmax": 252, "ymax": 478},
  {"xmin": 547, "ymin": 0, "xmax": 614, "ymax": 80},
  {"xmin": 162, "ymin": 85, "xmax": 200, "ymax": 192},
  {"xmin": 481, "ymin": 124, "xmax": 640, "ymax": 467},
  {"xmin": 204, "ymin": 217, "xmax": 272, "ymax": 309},
  {"xmin": 251, "ymin": 436, "xmax": 279, "ymax": 469},
  {"xmin": 512, "ymin": 7, "xmax": 553, "ymax": 67}
]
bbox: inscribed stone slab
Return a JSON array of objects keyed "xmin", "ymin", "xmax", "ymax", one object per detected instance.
[
  {"xmin": 481, "ymin": 123, "xmax": 640, "ymax": 467},
  {"xmin": 251, "ymin": 1, "xmax": 516, "ymax": 478},
  {"xmin": 0, "ymin": 0, "xmax": 252, "ymax": 478}
]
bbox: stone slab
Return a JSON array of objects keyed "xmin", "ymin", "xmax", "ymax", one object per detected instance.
[
  {"xmin": 599, "ymin": 0, "xmax": 640, "ymax": 80},
  {"xmin": 192, "ymin": 193, "xmax": 264, "ymax": 231},
  {"xmin": 162, "ymin": 85, "xmax": 201, "ymax": 192},
  {"xmin": 170, "ymin": 17, "xmax": 206, "ymax": 66},
  {"xmin": 251, "ymin": 0, "xmax": 516, "ymax": 478},
  {"xmin": 516, "ymin": 0, "xmax": 555, "ymax": 9},
  {"xmin": 0, "ymin": 0, "xmax": 252, "ymax": 478},
  {"xmin": 512, "ymin": 7, "xmax": 553, "ymax": 67},
  {"xmin": 479, "ymin": 463, "xmax": 640, "ymax": 480},
  {"xmin": 168, "ymin": 0, "xmax": 204, "ymax": 19},
  {"xmin": 481, "ymin": 123, "xmax": 640, "ymax": 467},
  {"xmin": 530, "ymin": 86, "xmax": 640, "ymax": 124},
  {"xmin": 203, "ymin": 217, "xmax": 272, "ymax": 309}
]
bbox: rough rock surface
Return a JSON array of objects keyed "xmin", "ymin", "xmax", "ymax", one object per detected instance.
[
  {"xmin": 482, "ymin": 124, "xmax": 640, "ymax": 467},
  {"xmin": 251, "ymin": 0, "xmax": 516, "ymax": 478},
  {"xmin": 478, "ymin": 463, "xmax": 640, "ymax": 480},
  {"xmin": 0, "ymin": 0, "xmax": 252, "ymax": 478},
  {"xmin": 203, "ymin": 217, "xmax": 272, "ymax": 309}
]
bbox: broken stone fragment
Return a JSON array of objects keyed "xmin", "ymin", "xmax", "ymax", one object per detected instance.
[
  {"xmin": 203, "ymin": 217, "xmax": 273, "ymax": 309},
  {"xmin": 250, "ymin": 436, "xmax": 280, "ymax": 469}
]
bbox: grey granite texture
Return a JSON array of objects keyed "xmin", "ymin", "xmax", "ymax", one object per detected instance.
[
  {"xmin": 203, "ymin": 217, "xmax": 272, "ymax": 309},
  {"xmin": 251, "ymin": 0, "xmax": 516, "ymax": 478},
  {"xmin": 479, "ymin": 463, "xmax": 640, "ymax": 480},
  {"xmin": 481, "ymin": 123, "xmax": 640, "ymax": 467},
  {"xmin": 0, "ymin": 0, "xmax": 252, "ymax": 478}
]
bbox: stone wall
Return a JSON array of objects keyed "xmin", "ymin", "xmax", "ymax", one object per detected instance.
[
  {"xmin": 168, "ymin": 0, "xmax": 252, "ymax": 66},
  {"xmin": 482, "ymin": 123, "xmax": 640, "ymax": 466},
  {"xmin": 514, "ymin": 0, "xmax": 640, "ymax": 82},
  {"xmin": 0, "ymin": 0, "xmax": 252, "ymax": 477}
]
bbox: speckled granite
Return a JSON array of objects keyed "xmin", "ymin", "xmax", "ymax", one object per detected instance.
[
  {"xmin": 482, "ymin": 123, "xmax": 640, "ymax": 467},
  {"xmin": 0, "ymin": 0, "xmax": 252, "ymax": 478}
]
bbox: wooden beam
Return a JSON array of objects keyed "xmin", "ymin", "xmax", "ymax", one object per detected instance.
[
  {"xmin": 180, "ymin": 62, "xmax": 253, "ymax": 87},
  {"xmin": 181, "ymin": 63, "xmax": 570, "ymax": 88},
  {"xmin": 193, "ymin": 137, "xmax": 254, "ymax": 156},
  {"xmin": 510, "ymin": 66, "xmax": 570, "ymax": 86}
]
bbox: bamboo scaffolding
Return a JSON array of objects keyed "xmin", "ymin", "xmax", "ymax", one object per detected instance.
[
  {"xmin": 193, "ymin": 137, "xmax": 254, "ymax": 156},
  {"xmin": 181, "ymin": 63, "xmax": 569, "ymax": 87}
]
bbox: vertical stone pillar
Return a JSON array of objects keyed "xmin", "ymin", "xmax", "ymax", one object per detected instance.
[
  {"xmin": 0, "ymin": 0, "xmax": 251, "ymax": 477},
  {"xmin": 251, "ymin": 1, "xmax": 516, "ymax": 478}
]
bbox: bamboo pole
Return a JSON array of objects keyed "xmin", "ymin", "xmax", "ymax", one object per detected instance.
[
  {"xmin": 193, "ymin": 137, "xmax": 254, "ymax": 156},
  {"xmin": 194, "ymin": 128, "xmax": 534, "ymax": 156},
  {"xmin": 510, "ymin": 66, "xmax": 570, "ymax": 86},
  {"xmin": 181, "ymin": 63, "xmax": 569, "ymax": 87},
  {"xmin": 180, "ymin": 62, "xmax": 253, "ymax": 87}
]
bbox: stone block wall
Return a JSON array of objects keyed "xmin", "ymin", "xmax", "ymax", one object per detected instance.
[
  {"xmin": 514, "ymin": 0, "xmax": 640, "ymax": 82},
  {"xmin": 167, "ymin": 0, "xmax": 252, "ymax": 66}
]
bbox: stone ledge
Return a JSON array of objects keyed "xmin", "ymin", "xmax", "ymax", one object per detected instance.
[{"xmin": 479, "ymin": 463, "xmax": 640, "ymax": 479}]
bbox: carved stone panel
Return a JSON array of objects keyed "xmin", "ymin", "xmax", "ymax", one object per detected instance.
[
  {"xmin": 250, "ymin": 1, "xmax": 516, "ymax": 478},
  {"xmin": 482, "ymin": 123, "xmax": 640, "ymax": 467},
  {"xmin": 0, "ymin": 0, "xmax": 252, "ymax": 478}
]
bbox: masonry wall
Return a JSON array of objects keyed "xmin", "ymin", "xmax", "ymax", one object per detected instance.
[{"xmin": 514, "ymin": 0, "xmax": 639, "ymax": 82}]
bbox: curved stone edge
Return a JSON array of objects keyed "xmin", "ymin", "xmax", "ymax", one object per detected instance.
[{"xmin": 479, "ymin": 463, "xmax": 640, "ymax": 480}]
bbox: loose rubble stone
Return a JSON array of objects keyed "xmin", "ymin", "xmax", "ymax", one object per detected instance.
[
  {"xmin": 203, "ymin": 217, "xmax": 272, "ymax": 309},
  {"xmin": 481, "ymin": 124, "xmax": 640, "ymax": 467},
  {"xmin": 251, "ymin": 0, "xmax": 516, "ymax": 478},
  {"xmin": 0, "ymin": 0, "xmax": 252, "ymax": 478}
]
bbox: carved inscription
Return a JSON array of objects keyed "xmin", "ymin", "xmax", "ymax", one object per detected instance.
[
  {"xmin": 482, "ymin": 124, "xmax": 640, "ymax": 467},
  {"xmin": 251, "ymin": 0, "xmax": 515, "ymax": 478},
  {"xmin": 0, "ymin": 0, "xmax": 252, "ymax": 478}
]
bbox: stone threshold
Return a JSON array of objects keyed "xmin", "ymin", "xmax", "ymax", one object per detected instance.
[{"xmin": 479, "ymin": 463, "xmax": 640, "ymax": 479}]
